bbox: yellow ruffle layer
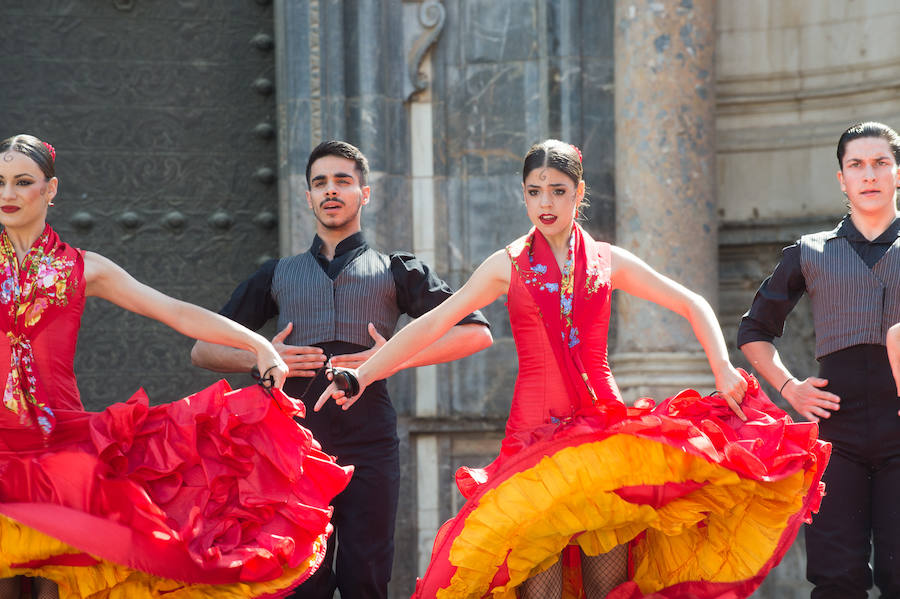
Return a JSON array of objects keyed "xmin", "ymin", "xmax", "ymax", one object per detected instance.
[
  {"xmin": 438, "ymin": 434, "xmax": 814, "ymax": 598},
  {"xmin": 0, "ymin": 515, "xmax": 320, "ymax": 599}
]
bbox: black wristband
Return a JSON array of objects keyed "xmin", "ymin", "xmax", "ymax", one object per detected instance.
[
  {"xmin": 779, "ymin": 377, "xmax": 795, "ymax": 394},
  {"xmin": 251, "ymin": 365, "xmax": 278, "ymax": 389}
]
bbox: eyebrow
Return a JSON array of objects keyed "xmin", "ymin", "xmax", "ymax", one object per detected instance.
[
  {"xmin": 311, "ymin": 172, "xmax": 355, "ymax": 183},
  {"xmin": 846, "ymin": 155, "xmax": 893, "ymax": 162}
]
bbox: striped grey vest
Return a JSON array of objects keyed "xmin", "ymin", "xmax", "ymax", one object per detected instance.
[
  {"xmin": 271, "ymin": 249, "xmax": 401, "ymax": 347},
  {"xmin": 800, "ymin": 230, "xmax": 900, "ymax": 358}
]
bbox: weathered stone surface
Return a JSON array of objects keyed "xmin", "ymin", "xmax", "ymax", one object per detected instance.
[
  {"xmin": 611, "ymin": 0, "xmax": 719, "ymax": 405},
  {"xmin": 2, "ymin": 0, "xmax": 278, "ymax": 406}
]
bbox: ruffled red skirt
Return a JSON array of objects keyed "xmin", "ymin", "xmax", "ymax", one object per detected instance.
[
  {"xmin": 414, "ymin": 375, "xmax": 830, "ymax": 598},
  {"xmin": 0, "ymin": 381, "xmax": 352, "ymax": 598}
]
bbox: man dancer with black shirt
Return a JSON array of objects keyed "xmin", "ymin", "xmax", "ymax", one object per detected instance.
[
  {"xmin": 192, "ymin": 140, "xmax": 492, "ymax": 598},
  {"xmin": 739, "ymin": 122, "xmax": 900, "ymax": 598}
]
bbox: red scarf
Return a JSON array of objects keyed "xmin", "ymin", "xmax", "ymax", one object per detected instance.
[
  {"xmin": 0, "ymin": 224, "xmax": 82, "ymax": 435},
  {"xmin": 507, "ymin": 223, "xmax": 611, "ymax": 408}
]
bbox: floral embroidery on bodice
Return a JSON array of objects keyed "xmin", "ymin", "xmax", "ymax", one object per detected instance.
[
  {"xmin": 505, "ymin": 225, "xmax": 620, "ymax": 435},
  {"xmin": 0, "ymin": 225, "xmax": 85, "ymax": 435}
]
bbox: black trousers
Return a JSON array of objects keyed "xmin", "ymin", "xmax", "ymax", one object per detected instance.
[
  {"xmin": 807, "ymin": 344, "xmax": 900, "ymax": 599},
  {"xmin": 288, "ymin": 437, "xmax": 400, "ymax": 599}
]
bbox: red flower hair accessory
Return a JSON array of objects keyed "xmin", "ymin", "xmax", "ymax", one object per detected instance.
[
  {"xmin": 570, "ymin": 144, "xmax": 582, "ymax": 163},
  {"xmin": 42, "ymin": 142, "xmax": 56, "ymax": 162}
]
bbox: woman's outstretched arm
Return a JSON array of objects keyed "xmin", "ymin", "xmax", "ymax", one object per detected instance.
[
  {"xmin": 316, "ymin": 249, "xmax": 511, "ymax": 411},
  {"xmin": 83, "ymin": 251, "xmax": 288, "ymax": 388},
  {"xmin": 610, "ymin": 245, "xmax": 747, "ymax": 420}
]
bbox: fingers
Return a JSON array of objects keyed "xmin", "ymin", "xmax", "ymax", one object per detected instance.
[
  {"xmin": 795, "ymin": 394, "xmax": 839, "ymax": 422},
  {"xmin": 314, "ymin": 388, "xmax": 360, "ymax": 411},
  {"xmin": 802, "ymin": 377, "xmax": 839, "ymax": 402},
  {"xmin": 328, "ymin": 353, "xmax": 368, "ymax": 368},
  {"xmin": 813, "ymin": 390, "xmax": 841, "ymax": 403},
  {"xmin": 315, "ymin": 382, "xmax": 342, "ymax": 411},
  {"xmin": 367, "ymin": 322, "xmax": 387, "ymax": 346},
  {"xmin": 807, "ymin": 405, "xmax": 833, "ymax": 420},
  {"xmin": 725, "ymin": 395, "xmax": 747, "ymax": 421},
  {"xmin": 813, "ymin": 395, "xmax": 840, "ymax": 412},
  {"xmin": 272, "ymin": 322, "xmax": 293, "ymax": 344},
  {"xmin": 335, "ymin": 393, "xmax": 361, "ymax": 410},
  {"xmin": 271, "ymin": 366, "xmax": 287, "ymax": 389},
  {"xmin": 280, "ymin": 345, "xmax": 326, "ymax": 358},
  {"xmin": 280, "ymin": 347, "xmax": 326, "ymax": 376}
]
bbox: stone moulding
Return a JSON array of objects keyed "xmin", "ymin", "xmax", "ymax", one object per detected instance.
[{"xmin": 403, "ymin": 0, "xmax": 446, "ymax": 101}]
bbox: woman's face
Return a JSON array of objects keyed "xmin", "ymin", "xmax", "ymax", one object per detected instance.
[
  {"xmin": 837, "ymin": 137, "xmax": 899, "ymax": 217},
  {"xmin": 522, "ymin": 167, "xmax": 584, "ymax": 239},
  {"xmin": 0, "ymin": 151, "xmax": 56, "ymax": 233}
]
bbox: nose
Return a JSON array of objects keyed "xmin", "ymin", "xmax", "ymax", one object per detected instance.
[
  {"xmin": 0, "ymin": 183, "xmax": 13, "ymax": 201},
  {"xmin": 539, "ymin": 191, "xmax": 553, "ymax": 208},
  {"xmin": 863, "ymin": 163, "xmax": 877, "ymax": 180}
]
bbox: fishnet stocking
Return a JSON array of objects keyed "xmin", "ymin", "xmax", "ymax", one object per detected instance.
[
  {"xmin": 518, "ymin": 558, "xmax": 562, "ymax": 599},
  {"xmin": 0, "ymin": 577, "xmax": 20, "ymax": 599},
  {"xmin": 30, "ymin": 578, "xmax": 58, "ymax": 599},
  {"xmin": 582, "ymin": 544, "xmax": 628, "ymax": 598}
]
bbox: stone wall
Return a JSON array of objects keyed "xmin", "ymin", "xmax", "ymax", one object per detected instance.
[{"xmin": 1, "ymin": 0, "xmax": 279, "ymax": 407}]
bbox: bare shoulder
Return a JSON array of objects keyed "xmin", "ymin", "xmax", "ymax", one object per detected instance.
[
  {"xmin": 82, "ymin": 251, "xmax": 107, "ymax": 282},
  {"xmin": 82, "ymin": 251, "xmax": 130, "ymax": 292},
  {"xmin": 609, "ymin": 244, "xmax": 640, "ymax": 273},
  {"xmin": 480, "ymin": 248, "xmax": 513, "ymax": 284}
]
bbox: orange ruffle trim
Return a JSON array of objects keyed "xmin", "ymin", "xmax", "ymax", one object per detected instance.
[
  {"xmin": 0, "ymin": 515, "xmax": 323, "ymax": 599},
  {"xmin": 415, "ymin": 377, "xmax": 828, "ymax": 599},
  {"xmin": 439, "ymin": 435, "xmax": 813, "ymax": 598}
]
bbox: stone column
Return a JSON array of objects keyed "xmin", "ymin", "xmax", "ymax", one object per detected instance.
[
  {"xmin": 611, "ymin": 0, "xmax": 719, "ymax": 401},
  {"xmin": 273, "ymin": 0, "xmax": 409, "ymax": 256},
  {"xmin": 273, "ymin": 0, "xmax": 320, "ymax": 256}
]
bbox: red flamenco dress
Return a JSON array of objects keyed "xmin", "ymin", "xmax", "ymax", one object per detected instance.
[
  {"xmin": 0, "ymin": 225, "xmax": 352, "ymax": 598},
  {"xmin": 413, "ymin": 224, "xmax": 830, "ymax": 599}
]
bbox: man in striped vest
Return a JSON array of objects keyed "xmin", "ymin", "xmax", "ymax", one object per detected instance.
[
  {"xmin": 738, "ymin": 122, "xmax": 900, "ymax": 599},
  {"xmin": 192, "ymin": 140, "xmax": 492, "ymax": 599}
]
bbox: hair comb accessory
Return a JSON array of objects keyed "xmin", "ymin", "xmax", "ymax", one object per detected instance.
[
  {"xmin": 570, "ymin": 144, "xmax": 582, "ymax": 163},
  {"xmin": 42, "ymin": 142, "xmax": 56, "ymax": 162}
]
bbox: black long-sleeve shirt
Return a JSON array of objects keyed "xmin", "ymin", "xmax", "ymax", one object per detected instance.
[{"xmin": 737, "ymin": 215, "xmax": 900, "ymax": 348}]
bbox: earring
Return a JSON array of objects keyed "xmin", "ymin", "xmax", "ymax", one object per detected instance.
[{"xmin": 48, "ymin": 201, "xmax": 55, "ymax": 207}]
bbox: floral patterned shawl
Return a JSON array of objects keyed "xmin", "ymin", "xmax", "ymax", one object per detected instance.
[
  {"xmin": 0, "ymin": 224, "xmax": 82, "ymax": 436},
  {"xmin": 507, "ymin": 223, "xmax": 612, "ymax": 409}
]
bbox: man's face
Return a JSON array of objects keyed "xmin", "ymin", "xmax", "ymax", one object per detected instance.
[
  {"xmin": 838, "ymin": 137, "xmax": 900, "ymax": 218},
  {"xmin": 306, "ymin": 155, "xmax": 370, "ymax": 232}
]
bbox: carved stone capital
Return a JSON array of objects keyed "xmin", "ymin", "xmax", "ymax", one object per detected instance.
[{"xmin": 403, "ymin": 0, "xmax": 446, "ymax": 101}]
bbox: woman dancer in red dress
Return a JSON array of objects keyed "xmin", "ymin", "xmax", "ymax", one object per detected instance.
[
  {"xmin": 319, "ymin": 140, "xmax": 830, "ymax": 598},
  {"xmin": 0, "ymin": 134, "xmax": 352, "ymax": 599}
]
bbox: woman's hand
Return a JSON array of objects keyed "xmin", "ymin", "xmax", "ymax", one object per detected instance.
[
  {"xmin": 781, "ymin": 377, "xmax": 840, "ymax": 423},
  {"xmin": 254, "ymin": 342, "xmax": 289, "ymax": 390},
  {"xmin": 315, "ymin": 366, "xmax": 367, "ymax": 411},
  {"xmin": 713, "ymin": 363, "xmax": 748, "ymax": 421}
]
